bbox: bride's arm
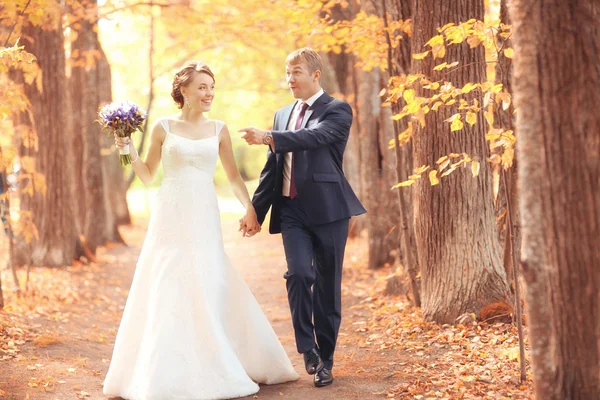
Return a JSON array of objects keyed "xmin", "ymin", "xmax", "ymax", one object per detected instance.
[
  {"xmin": 218, "ymin": 124, "xmax": 260, "ymax": 234},
  {"xmin": 219, "ymin": 124, "xmax": 253, "ymax": 210},
  {"xmin": 116, "ymin": 121, "xmax": 165, "ymax": 185}
]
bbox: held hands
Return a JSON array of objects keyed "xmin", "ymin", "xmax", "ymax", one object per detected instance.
[
  {"xmin": 239, "ymin": 206, "xmax": 261, "ymax": 237},
  {"xmin": 238, "ymin": 127, "xmax": 268, "ymax": 145}
]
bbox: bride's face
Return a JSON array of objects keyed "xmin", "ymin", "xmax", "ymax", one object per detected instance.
[{"xmin": 182, "ymin": 72, "xmax": 215, "ymax": 112}]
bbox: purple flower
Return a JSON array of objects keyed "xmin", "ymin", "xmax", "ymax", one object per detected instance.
[{"xmin": 98, "ymin": 100, "xmax": 147, "ymax": 137}]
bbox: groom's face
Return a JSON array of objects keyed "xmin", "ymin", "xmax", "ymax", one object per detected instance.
[{"xmin": 286, "ymin": 62, "xmax": 319, "ymax": 101}]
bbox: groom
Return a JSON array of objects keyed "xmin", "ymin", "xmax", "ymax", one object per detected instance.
[{"xmin": 239, "ymin": 47, "xmax": 365, "ymax": 387}]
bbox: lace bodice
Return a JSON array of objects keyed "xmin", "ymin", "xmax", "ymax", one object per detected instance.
[{"xmin": 158, "ymin": 118, "xmax": 224, "ymax": 182}]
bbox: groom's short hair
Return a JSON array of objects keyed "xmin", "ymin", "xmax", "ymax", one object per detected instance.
[{"xmin": 286, "ymin": 48, "xmax": 322, "ymax": 76}]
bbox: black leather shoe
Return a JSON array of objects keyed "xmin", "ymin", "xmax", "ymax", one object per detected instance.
[
  {"xmin": 303, "ymin": 348, "xmax": 324, "ymax": 375},
  {"xmin": 314, "ymin": 368, "xmax": 333, "ymax": 387}
]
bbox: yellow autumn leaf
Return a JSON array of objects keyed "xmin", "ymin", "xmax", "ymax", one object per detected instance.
[
  {"xmin": 445, "ymin": 99, "xmax": 457, "ymax": 106},
  {"xmin": 441, "ymin": 166, "xmax": 456, "ymax": 177},
  {"xmin": 466, "ymin": 111, "xmax": 477, "ymax": 126},
  {"xmin": 484, "ymin": 110, "xmax": 495, "ymax": 127},
  {"xmin": 504, "ymin": 48, "xmax": 515, "ymax": 59},
  {"xmin": 429, "ymin": 170, "xmax": 440, "ymax": 185},
  {"xmin": 408, "ymin": 174, "xmax": 422, "ymax": 180},
  {"xmin": 446, "ymin": 113, "xmax": 461, "ymax": 122},
  {"xmin": 451, "ymin": 117, "xmax": 464, "ymax": 132},
  {"xmin": 424, "ymin": 82, "xmax": 440, "ymax": 90},
  {"xmin": 433, "ymin": 62, "xmax": 448, "ymax": 71},
  {"xmin": 393, "ymin": 179, "xmax": 415, "ymax": 188},
  {"xmin": 491, "ymin": 83, "xmax": 503, "ymax": 93},
  {"xmin": 438, "ymin": 159, "xmax": 450, "ymax": 172},
  {"xmin": 461, "ymin": 82, "xmax": 478, "ymax": 94},
  {"xmin": 467, "ymin": 35, "xmax": 483, "ymax": 48},
  {"xmin": 412, "ymin": 51, "xmax": 430, "ymax": 60},
  {"xmin": 436, "ymin": 155, "xmax": 448, "ymax": 165},
  {"xmin": 403, "ymin": 89, "xmax": 416, "ymax": 103},
  {"xmin": 431, "ymin": 101, "xmax": 444, "ymax": 111},
  {"xmin": 415, "ymin": 109, "xmax": 426, "ymax": 128},
  {"xmin": 426, "ymin": 34, "xmax": 444, "ymax": 47},
  {"xmin": 432, "ymin": 44, "xmax": 446, "ymax": 59},
  {"xmin": 414, "ymin": 164, "xmax": 430, "ymax": 175},
  {"xmin": 471, "ymin": 161, "xmax": 480, "ymax": 177}
]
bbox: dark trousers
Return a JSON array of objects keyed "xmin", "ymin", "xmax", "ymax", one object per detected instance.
[{"xmin": 280, "ymin": 197, "xmax": 349, "ymax": 370}]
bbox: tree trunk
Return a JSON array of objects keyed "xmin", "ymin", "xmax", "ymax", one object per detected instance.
[
  {"xmin": 411, "ymin": 0, "xmax": 510, "ymax": 323},
  {"xmin": 70, "ymin": 0, "xmax": 116, "ymax": 253},
  {"xmin": 353, "ymin": 1, "xmax": 399, "ymax": 269},
  {"xmin": 509, "ymin": 0, "xmax": 600, "ymax": 398},
  {"xmin": 15, "ymin": 19, "xmax": 77, "ymax": 266},
  {"xmin": 98, "ymin": 54, "xmax": 131, "ymax": 233},
  {"xmin": 356, "ymin": 67, "xmax": 399, "ymax": 269},
  {"xmin": 385, "ymin": 0, "xmax": 420, "ymax": 305},
  {"xmin": 494, "ymin": 0, "xmax": 520, "ymax": 284},
  {"xmin": 325, "ymin": 3, "xmax": 366, "ymax": 239}
]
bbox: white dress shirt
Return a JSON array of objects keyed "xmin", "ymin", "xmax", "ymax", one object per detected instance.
[{"xmin": 282, "ymin": 88, "xmax": 325, "ymax": 197}]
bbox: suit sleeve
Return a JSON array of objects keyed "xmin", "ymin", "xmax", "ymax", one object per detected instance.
[
  {"xmin": 270, "ymin": 102, "xmax": 352, "ymax": 153},
  {"xmin": 251, "ymin": 115, "xmax": 278, "ymax": 225}
]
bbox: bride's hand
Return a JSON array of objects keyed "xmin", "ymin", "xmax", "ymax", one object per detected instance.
[
  {"xmin": 241, "ymin": 207, "xmax": 261, "ymax": 237},
  {"xmin": 114, "ymin": 136, "xmax": 138, "ymax": 159}
]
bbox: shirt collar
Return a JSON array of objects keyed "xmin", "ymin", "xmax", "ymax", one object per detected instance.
[{"xmin": 297, "ymin": 88, "xmax": 325, "ymax": 110}]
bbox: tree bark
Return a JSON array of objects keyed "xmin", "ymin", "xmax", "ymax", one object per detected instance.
[
  {"xmin": 70, "ymin": 0, "xmax": 121, "ymax": 252},
  {"xmin": 98, "ymin": 54, "xmax": 131, "ymax": 231},
  {"xmin": 509, "ymin": 0, "xmax": 600, "ymax": 398},
  {"xmin": 356, "ymin": 67, "xmax": 399, "ymax": 269},
  {"xmin": 494, "ymin": 0, "xmax": 520, "ymax": 284},
  {"xmin": 325, "ymin": 3, "xmax": 366, "ymax": 239},
  {"xmin": 353, "ymin": 1, "xmax": 399, "ymax": 269},
  {"xmin": 16, "ymin": 18, "xmax": 77, "ymax": 266},
  {"xmin": 385, "ymin": 0, "xmax": 420, "ymax": 305},
  {"xmin": 411, "ymin": 0, "xmax": 510, "ymax": 323}
]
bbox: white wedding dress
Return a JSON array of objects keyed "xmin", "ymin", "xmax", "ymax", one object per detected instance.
[{"xmin": 103, "ymin": 118, "xmax": 298, "ymax": 400}]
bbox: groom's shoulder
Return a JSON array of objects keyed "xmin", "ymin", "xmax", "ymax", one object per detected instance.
[
  {"xmin": 325, "ymin": 95, "xmax": 352, "ymax": 116},
  {"xmin": 276, "ymin": 102, "xmax": 296, "ymax": 115}
]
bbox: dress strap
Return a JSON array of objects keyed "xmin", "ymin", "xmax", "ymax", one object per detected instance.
[
  {"xmin": 158, "ymin": 118, "xmax": 169, "ymax": 133},
  {"xmin": 215, "ymin": 120, "xmax": 225, "ymax": 136}
]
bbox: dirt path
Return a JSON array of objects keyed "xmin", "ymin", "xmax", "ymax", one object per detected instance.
[{"xmin": 0, "ymin": 212, "xmax": 393, "ymax": 400}]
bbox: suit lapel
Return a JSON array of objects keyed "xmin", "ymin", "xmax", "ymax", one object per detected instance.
[
  {"xmin": 300, "ymin": 109, "xmax": 314, "ymax": 128},
  {"xmin": 276, "ymin": 102, "xmax": 297, "ymax": 165},
  {"xmin": 304, "ymin": 92, "xmax": 332, "ymax": 127},
  {"xmin": 280, "ymin": 102, "xmax": 298, "ymax": 131}
]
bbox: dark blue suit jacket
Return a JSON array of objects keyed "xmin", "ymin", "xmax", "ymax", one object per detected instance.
[{"xmin": 252, "ymin": 92, "xmax": 366, "ymax": 234}]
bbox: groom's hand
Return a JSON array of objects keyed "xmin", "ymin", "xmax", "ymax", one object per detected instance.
[
  {"xmin": 239, "ymin": 127, "xmax": 268, "ymax": 145},
  {"xmin": 238, "ymin": 216, "xmax": 261, "ymax": 237}
]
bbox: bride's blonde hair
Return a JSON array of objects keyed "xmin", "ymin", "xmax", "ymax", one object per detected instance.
[{"xmin": 171, "ymin": 61, "xmax": 215, "ymax": 109}]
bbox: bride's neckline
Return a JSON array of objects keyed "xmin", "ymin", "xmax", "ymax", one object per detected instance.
[
  {"xmin": 163, "ymin": 118, "xmax": 218, "ymax": 142},
  {"xmin": 166, "ymin": 131, "xmax": 218, "ymax": 142}
]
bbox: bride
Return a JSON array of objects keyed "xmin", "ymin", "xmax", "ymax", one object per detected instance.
[{"xmin": 103, "ymin": 61, "xmax": 299, "ymax": 400}]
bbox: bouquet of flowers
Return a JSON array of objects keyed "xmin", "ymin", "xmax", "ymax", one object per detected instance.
[{"xmin": 97, "ymin": 101, "xmax": 147, "ymax": 166}]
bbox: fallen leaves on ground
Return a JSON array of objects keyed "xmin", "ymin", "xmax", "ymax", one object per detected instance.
[{"xmin": 340, "ymin": 236, "xmax": 533, "ymax": 399}]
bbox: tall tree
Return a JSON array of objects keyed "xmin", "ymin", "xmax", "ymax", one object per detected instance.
[
  {"xmin": 410, "ymin": 0, "xmax": 510, "ymax": 323},
  {"xmin": 16, "ymin": 15, "xmax": 77, "ymax": 266},
  {"xmin": 98, "ymin": 53, "xmax": 130, "ymax": 238},
  {"xmin": 509, "ymin": 0, "xmax": 600, "ymax": 398},
  {"xmin": 385, "ymin": 0, "xmax": 420, "ymax": 304},
  {"xmin": 69, "ymin": 0, "xmax": 124, "ymax": 252},
  {"xmin": 493, "ymin": 0, "xmax": 519, "ymax": 283},
  {"xmin": 323, "ymin": 2, "xmax": 366, "ymax": 239},
  {"xmin": 356, "ymin": 0, "xmax": 400, "ymax": 269},
  {"xmin": 356, "ymin": 66, "xmax": 399, "ymax": 269}
]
